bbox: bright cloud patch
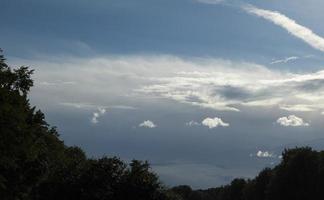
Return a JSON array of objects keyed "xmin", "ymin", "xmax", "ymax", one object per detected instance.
[
  {"xmin": 201, "ymin": 117, "xmax": 229, "ymax": 129},
  {"xmin": 91, "ymin": 108, "xmax": 106, "ymax": 124},
  {"xmin": 276, "ymin": 115, "xmax": 309, "ymax": 127},
  {"xmin": 256, "ymin": 151, "xmax": 274, "ymax": 158},
  {"xmin": 20, "ymin": 55, "xmax": 324, "ymax": 116},
  {"xmin": 134, "ymin": 58, "xmax": 324, "ymax": 113},
  {"xmin": 139, "ymin": 120, "xmax": 156, "ymax": 128}
]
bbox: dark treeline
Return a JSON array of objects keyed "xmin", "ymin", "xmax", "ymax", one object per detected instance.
[
  {"xmin": 1, "ymin": 50, "xmax": 324, "ymax": 200},
  {"xmin": 171, "ymin": 146, "xmax": 324, "ymax": 200}
]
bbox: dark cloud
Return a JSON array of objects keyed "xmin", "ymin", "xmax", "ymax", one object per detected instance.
[{"xmin": 213, "ymin": 85, "xmax": 251, "ymax": 100}]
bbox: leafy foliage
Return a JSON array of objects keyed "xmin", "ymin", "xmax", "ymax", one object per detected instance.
[{"xmin": 170, "ymin": 147, "xmax": 324, "ymax": 200}]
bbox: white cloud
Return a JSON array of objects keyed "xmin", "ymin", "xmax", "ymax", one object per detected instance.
[
  {"xmin": 270, "ymin": 56, "xmax": 299, "ymax": 65},
  {"xmin": 135, "ymin": 59, "xmax": 284, "ymax": 111},
  {"xmin": 186, "ymin": 120, "xmax": 201, "ymax": 126},
  {"xmin": 256, "ymin": 151, "xmax": 275, "ymax": 158},
  {"xmin": 60, "ymin": 102, "xmax": 95, "ymax": 109},
  {"xmin": 244, "ymin": 4, "xmax": 324, "ymax": 52},
  {"xmin": 276, "ymin": 115, "xmax": 309, "ymax": 127},
  {"xmin": 201, "ymin": 117, "xmax": 229, "ymax": 129},
  {"xmin": 139, "ymin": 120, "xmax": 156, "ymax": 128},
  {"xmin": 91, "ymin": 112, "xmax": 100, "ymax": 124},
  {"xmin": 279, "ymin": 104, "xmax": 315, "ymax": 112},
  {"xmin": 60, "ymin": 102, "xmax": 137, "ymax": 110},
  {"xmin": 241, "ymin": 98, "xmax": 282, "ymax": 107},
  {"xmin": 91, "ymin": 108, "xmax": 106, "ymax": 124},
  {"xmin": 14, "ymin": 55, "xmax": 324, "ymax": 116}
]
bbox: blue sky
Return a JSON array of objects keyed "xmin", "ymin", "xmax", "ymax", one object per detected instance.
[{"xmin": 2, "ymin": 0, "xmax": 324, "ymax": 188}]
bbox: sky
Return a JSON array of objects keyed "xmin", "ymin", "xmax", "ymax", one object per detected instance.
[{"xmin": 2, "ymin": 0, "xmax": 324, "ymax": 188}]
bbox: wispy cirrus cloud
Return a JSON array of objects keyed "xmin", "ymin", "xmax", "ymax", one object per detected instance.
[
  {"xmin": 243, "ymin": 4, "xmax": 324, "ymax": 52},
  {"xmin": 60, "ymin": 102, "xmax": 137, "ymax": 110},
  {"xmin": 279, "ymin": 104, "xmax": 316, "ymax": 112},
  {"xmin": 39, "ymin": 81, "xmax": 76, "ymax": 86},
  {"xmin": 186, "ymin": 120, "xmax": 201, "ymax": 127},
  {"xmin": 59, "ymin": 102, "xmax": 136, "ymax": 124},
  {"xmin": 270, "ymin": 56, "xmax": 299, "ymax": 65},
  {"xmin": 196, "ymin": 0, "xmax": 225, "ymax": 4},
  {"xmin": 197, "ymin": 0, "xmax": 324, "ymax": 52}
]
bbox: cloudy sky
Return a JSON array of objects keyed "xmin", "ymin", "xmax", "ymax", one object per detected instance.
[{"xmin": 2, "ymin": 0, "xmax": 324, "ymax": 188}]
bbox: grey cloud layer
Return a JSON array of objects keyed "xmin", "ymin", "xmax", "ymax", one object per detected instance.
[{"xmin": 132, "ymin": 57, "xmax": 324, "ymax": 113}]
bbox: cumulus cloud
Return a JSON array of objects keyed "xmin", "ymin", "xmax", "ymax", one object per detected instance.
[
  {"xmin": 244, "ymin": 5, "xmax": 324, "ymax": 52},
  {"xmin": 250, "ymin": 151, "xmax": 282, "ymax": 159},
  {"xmin": 91, "ymin": 108, "xmax": 106, "ymax": 124},
  {"xmin": 256, "ymin": 151, "xmax": 275, "ymax": 158},
  {"xmin": 201, "ymin": 117, "xmax": 229, "ymax": 129},
  {"xmin": 276, "ymin": 115, "xmax": 309, "ymax": 127},
  {"xmin": 270, "ymin": 56, "xmax": 299, "ymax": 65},
  {"xmin": 139, "ymin": 120, "xmax": 156, "ymax": 128}
]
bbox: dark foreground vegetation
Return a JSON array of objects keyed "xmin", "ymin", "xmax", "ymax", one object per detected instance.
[{"xmin": 1, "ymin": 50, "xmax": 324, "ymax": 200}]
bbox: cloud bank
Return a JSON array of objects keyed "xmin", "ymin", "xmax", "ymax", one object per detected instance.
[{"xmin": 19, "ymin": 55, "xmax": 324, "ymax": 118}]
